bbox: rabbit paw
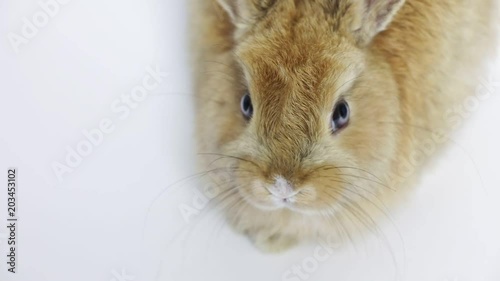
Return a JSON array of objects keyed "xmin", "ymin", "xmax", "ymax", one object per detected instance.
[{"xmin": 246, "ymin": 229, "xmax": 298, "ymax": 253}]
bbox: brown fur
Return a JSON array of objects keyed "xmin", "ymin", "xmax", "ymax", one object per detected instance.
[{"xmin": 189, "ymin": 0, "xmax": 498, "ymax": 252}]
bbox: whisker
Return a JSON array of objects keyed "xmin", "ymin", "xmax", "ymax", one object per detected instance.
[
  {"xmin": 330, "ymin": 189, "xmax": 402, "ymax": 280},
  {"xmin": 205, "ymin": 196, "xmax": 247, "ymax": 255},
  {"xmin": 322, "ymin": 172, "xmax": 395, "ymax": 192},
  {"xmin": 179, "ymin": 187, "xmax": 242, "ymax": 251},
  {"xmin": 198, "ymin": 152, "xmax": 261, "ymax": 169},
  {"xmin": 317, "ymin": 165, "xmax": 387, "ymax": 187}
]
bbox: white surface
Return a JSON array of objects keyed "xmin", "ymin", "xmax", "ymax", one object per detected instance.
[{"xmin": 0, "ymin": 1, "xmax": 499, "ymax": 281}]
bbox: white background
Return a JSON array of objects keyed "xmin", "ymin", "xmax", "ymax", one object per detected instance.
[{"xmin": 0, "ymin": 1, "xmax": 499, "ymax": 281}]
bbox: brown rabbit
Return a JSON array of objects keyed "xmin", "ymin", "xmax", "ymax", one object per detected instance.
[{"xmin": 189, "ymin": 0, "xmax": 498, "ymax": 252}]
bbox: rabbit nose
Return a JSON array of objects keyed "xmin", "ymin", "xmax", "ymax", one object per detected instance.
[{"xmin": 267, "ymin": 176, "xmax": 298, "ymax": 199}]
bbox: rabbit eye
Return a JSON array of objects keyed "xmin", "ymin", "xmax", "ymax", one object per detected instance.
[
  {"xmin": 331, "ymin": 100, "xmax": 350, "ymax": 133},
  {"xmin": 241, "ymin": 93, "xmax": 253, "ymax": 119}
]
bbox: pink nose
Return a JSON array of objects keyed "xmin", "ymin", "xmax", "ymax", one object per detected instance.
[{"xmin": 268, "ymin": 176, "xmax": 297, "ymax": 199}]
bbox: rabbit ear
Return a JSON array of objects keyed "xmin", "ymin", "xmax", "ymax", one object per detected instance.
[
  {"xmin": 348, "ymin": 0, "xmax": 406, "ymax": 45},
  {"xmin": 215, "ymin": 0, "xmax": 275, "ymax": 25},
  {"xmin": 215, "ymin": 0, "xmax": 240, "ymax": 22}
]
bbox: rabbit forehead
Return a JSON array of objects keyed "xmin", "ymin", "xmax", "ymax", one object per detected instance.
[
  {"xmin": 236, "ymin": 31, "xmax": 362, "ymax": 114},
  {"xmin": 234, "ymin": 0, "xmax": 363, "ymax": 98}
]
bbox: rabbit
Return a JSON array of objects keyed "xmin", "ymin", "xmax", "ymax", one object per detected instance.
[{"xmin": 189, "ymin": 0, "xmax": 498, "ymax": 252}]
